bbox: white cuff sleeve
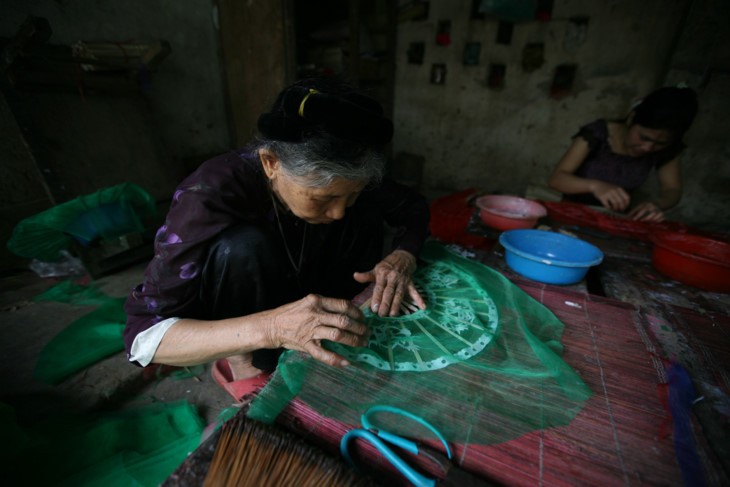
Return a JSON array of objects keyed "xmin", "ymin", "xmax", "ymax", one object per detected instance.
[{"xmin": 128, "ymin": 317, "xmax": 180, "ymax": 366}]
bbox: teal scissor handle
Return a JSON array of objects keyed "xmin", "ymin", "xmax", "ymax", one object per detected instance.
[
  {"xmin": 340, "ymin": 406, "xmax": 452, "ymax": 487},
  {"xmin": 361, "ymin": 405, "xmax": 452, "ymax": 460},
  {"xmin": 341, "ymin": 429, "xmax": 436, "ymax": 487}
]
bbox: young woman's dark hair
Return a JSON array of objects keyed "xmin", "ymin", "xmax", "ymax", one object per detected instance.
[{"xmin": 632, "ymin": 86, "xmax": 698, "ymax": 138}]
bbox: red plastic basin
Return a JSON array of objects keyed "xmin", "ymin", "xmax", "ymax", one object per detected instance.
[
  {"xmin": 475, "ymin": 195, "xmax": 547, "ymax": 231},
  {"xmin": 651, "ymin": 232, "xmax": 730, "ymax": 293}
]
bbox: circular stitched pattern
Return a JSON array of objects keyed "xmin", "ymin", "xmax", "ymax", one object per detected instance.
[{"xmin": 329, "ymin": 261, "xmax": 499, "ymax": 372}]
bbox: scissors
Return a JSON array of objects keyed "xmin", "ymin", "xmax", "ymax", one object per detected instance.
[{"xmin": 340, "ymin": 405, "xmax": 490, "ymax": 487}]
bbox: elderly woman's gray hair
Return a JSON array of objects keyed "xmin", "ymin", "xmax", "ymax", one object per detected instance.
[
  {"xmin": 257, "ymin": 138, "xmax": 386, "ymax": 187},
  {"xmin": 255, "ymin": 77, "xmax": 392, "ymax": 187}
]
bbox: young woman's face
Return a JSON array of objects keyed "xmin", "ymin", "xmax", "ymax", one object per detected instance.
[
  {"xmin": 261, "ymin": 151, "xmax": 367, "ymax": 224},
  {"xmin": 624, "ymin": 124, "xmax": 674, "ymax": 156}
]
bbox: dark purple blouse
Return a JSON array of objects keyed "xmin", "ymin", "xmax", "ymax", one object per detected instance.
[
  {"xmin": 567, "ymin": 119, "xmax": 682, "ymax": 206},
  {"xmin": 123, "ymin": 150, "xmax": 429, "ymax": 356}
]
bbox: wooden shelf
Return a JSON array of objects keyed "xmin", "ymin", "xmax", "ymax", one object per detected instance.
[{"xmin": 3, "ymin": 38, "xmax": 170, "ymax": 95}]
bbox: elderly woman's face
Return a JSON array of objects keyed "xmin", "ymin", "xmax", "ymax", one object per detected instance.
[{"xmin": 261, "ymin": 151, "xmax": 367, "ymax": 224}]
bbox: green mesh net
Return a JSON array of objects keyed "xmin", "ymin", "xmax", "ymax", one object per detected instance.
[
  {"xmin": 1, "ymin": 400, "xmax": 204, "ymax": 486},
  {"xmin": 32, "ymin": 280, "xmax": 126, "ymax": 385},
  {"xmin": 34, "ymin": 298, "xmax": 126, "ymax": 385},
  {"xmin": 33, "ymin": 279, "xmax": 115, "ymax": 306},
  {"xmin": 248, "ymin": 241, "xmax": 592, "ymax": 445},
  {"xmin": 7, "ymin": 182, "xmax": 156, "ymax": 262}
]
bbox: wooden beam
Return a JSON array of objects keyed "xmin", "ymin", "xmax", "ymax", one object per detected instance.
[{"xmin": 216, "ymin": 0, "xmax": 294, "ymax": 147}]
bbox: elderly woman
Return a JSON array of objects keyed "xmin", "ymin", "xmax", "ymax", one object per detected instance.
[
  {"xmin": 123, "ymin": 78, "xmax": 429, "ymax": 401},
  {"xmin": 548, "ymin": 86, "xmax": 698, "ymax": 222}
]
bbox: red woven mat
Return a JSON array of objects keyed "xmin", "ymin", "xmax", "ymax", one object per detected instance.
[
  {"xmin": 543, "ymin": 201, "xmax": 690, "ymax": 242},
  {"xmin": 275, "ymin": 281, "xmax": 727, "ymax": 486}
]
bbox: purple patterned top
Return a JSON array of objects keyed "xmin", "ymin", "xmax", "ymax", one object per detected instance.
[
  {"xmin": 123, "ymin": 150, "xmax": 429, "ymax": 358},
  {"xmin": 567, "ymin": 119, "xmax": 682, "ymax": 205}
]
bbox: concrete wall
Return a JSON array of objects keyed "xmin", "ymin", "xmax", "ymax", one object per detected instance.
[
  {"xmin": 393, "ymin": 0, "xmax": 729, "ymax": 231},
  {"xmin": 662, "ymin": 0, "xmax": 730, "ymax": 231},
  {"xmin": 0, "ymin": 92, "xmax": 55, "ymax": 270},
  {"xmin": 1, "ymin": 0, "xmax": 229, "ymax": 201}
]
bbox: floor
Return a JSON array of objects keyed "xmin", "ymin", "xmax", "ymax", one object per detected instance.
[
  {"xmin": 0, "ymin": 259, "xmax": 233, "ymax": 430},
  {"xmin": 0, "ymin": 192, "xmax": 448, "ymax": 477},
  {"xmin": 4, "ymin": 194, "xmax": 728, "ymax": 484}
]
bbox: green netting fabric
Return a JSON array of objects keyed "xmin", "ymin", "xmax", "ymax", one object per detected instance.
[
  {"xmin": 7, "ymin": 182, "xmax": 156, "ymax": 262},
  {"xmin": 34, "ymin": 298, "xmax": 126, "ymax": 384},
  {"xmin": 1, "ymin": 400, "xmax": 204, "ymax": 486},
  {"xmin": 33, "ymin": 279, "xmax": 115, "ymax": 306},
  {"xmin": 248, "ymin": 241, "xmax": 592, "ymax": 445},
  {"xmin": 330, "ymin": 258, "xmax": 500, "ymax": 372},
  {"xmin": 33, "ymin": 280, "xmax": 126, "ymax": 385}
]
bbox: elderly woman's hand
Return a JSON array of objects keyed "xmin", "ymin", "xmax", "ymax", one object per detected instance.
[
  {"xmin": 265, "ymin": 295, "xmax": 369, "ymax": 367},
  {"xmin": 353, "ymin": 250, "xmax": 426, "ymax": 317}
]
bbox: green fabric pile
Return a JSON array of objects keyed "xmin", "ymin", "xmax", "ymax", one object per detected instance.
[
  {"xmin": 1, "ymin": 400, "xmax": 203, "ymax": 486},
  {"xmin": 3, "ymin": 279, "xmax": 205, "ymax": 486}
]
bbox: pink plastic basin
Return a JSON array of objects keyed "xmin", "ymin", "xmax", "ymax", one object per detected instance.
[{"xmin": 476, "ymin": 195, "xmax": 547, "ymax": 231}]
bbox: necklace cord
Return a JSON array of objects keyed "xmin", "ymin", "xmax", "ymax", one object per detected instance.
[{"xmin": 269, "ymin": 189, "xmax": 307, "ymax": 274}]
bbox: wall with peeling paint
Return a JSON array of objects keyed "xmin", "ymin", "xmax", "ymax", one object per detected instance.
[{"xmin": 393, "ymin": 0, "xmax": 729, "ymax": 232}]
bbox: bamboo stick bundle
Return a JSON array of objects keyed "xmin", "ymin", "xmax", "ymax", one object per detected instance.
[{"xmin": 203, "ymin": 414, "xmax": 374, "ymax": 487}]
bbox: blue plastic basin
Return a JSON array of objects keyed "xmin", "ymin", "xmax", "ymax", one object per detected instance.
[{"xmin": 499, "ymin": 229, "xmax": 604, "ymax": 285}]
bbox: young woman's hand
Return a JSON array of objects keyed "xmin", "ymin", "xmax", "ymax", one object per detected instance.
[
  {"xmin": 353, "ymin": 250, "xmax": 425, "ymax": 317},
  {"xmin": 590, "ymin": 181, "xmax": 631, "ymax": 212},
  {"xmin": 266, "ymin": 295, "xmax": 369, "ymax": 367},
  {"xmin": 628, "ymin": 201, "xmax": 665, "ymax": 222}
]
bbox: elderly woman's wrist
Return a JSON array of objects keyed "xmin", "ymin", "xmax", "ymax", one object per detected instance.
[
  {"xmin": 257, "ymin": 313, "xmax": 281, "ymax": 349},
  {"xmin": 391, "ymin": 248, "xmax": 415, "ymax": 260},
  {"xmin": 390, "ymin": 249, "xmax": 416, "ymax": 273}
]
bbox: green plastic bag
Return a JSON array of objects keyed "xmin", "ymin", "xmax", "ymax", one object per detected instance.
[{"xmin": 7, "ymin": 182, "xmax": 156, "ymax": 262}]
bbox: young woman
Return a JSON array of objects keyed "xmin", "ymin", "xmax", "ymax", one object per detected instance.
[{"xmin": 549, "ymin": 86, "xmax": 698, "ymax": 222}]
